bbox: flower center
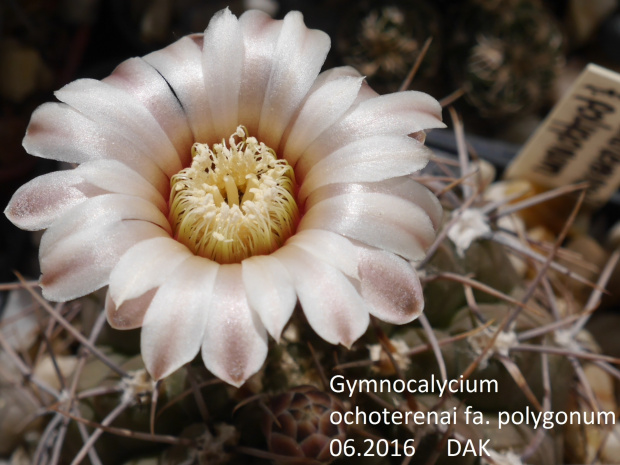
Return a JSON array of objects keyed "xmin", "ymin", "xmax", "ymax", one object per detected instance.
[{"xmin": 169, "ymin": 126, "xmax": 299, "ymax": 264}]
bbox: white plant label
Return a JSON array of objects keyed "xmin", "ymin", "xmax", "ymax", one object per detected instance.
[{"xmin": 505, "ymin": 63, "xmax": 620, "ymax": 205}]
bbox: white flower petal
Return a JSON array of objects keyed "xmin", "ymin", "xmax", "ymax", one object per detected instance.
[
  {"xmin": 277, "ymin": 245, "xmax": 369, "ymax": 347},
  {"xmin": 281, "ymin": 72, "xmax": 363, "ymax": 164},
  {"xmin": 108, "ymin": 237, "xmax": 194, "ymax": 308},
  {"xmin": 41, "ymin": 220, "xmax": 167, "ymax": 302},
  {"xmin": 238, "ymin": 9, "xmax": 285, "ymax": 135},
  {"xmin": 202, "ymin": 8, "xmax": 244, "ymax": 137},
  {"xmin": 242, "ymin": 254, "xmax": 296, "ymax": 341},
  {"xmin": 305, "ymin": 176, "xmax": 443, "ymax": 230},
  {"xmin": 297, "ymin": 91, "xmax": 445, "ymax": 175},
  {"xmin": 256, "ymin": 11, "xmax": 330, "ymax": 148},
  {"xmin": 103, "ymin": 57, "xmax": 194, "ymax": 167},
  {"xmin": 299, "ymin": 192, "xmax": 436, "ymax": 261},
  {"xmin": 356, "ymin": 246, "xmax": 424, "ymax": 324},
  {"xmin": 40, "ymin": 194, "xmax": 170, "ymax": 253},
  {"xmin": 144, "ymin": 34, "xmax": 215, "ymax": 144},
  {"xmin": 55, "ymin": 79, "xmax": 182, "ymax": 176},
  {"xmin": 75, "ymin": 160, "xmax": 167, "ymax": 213},
  {"xmin": 285, "ymin": 229, "xmax": 359, "ymax": 280},
  {"xmin": 141, "ymin": 256, "xmax": 219, "ymax": 380},
  {"xmin": 310, "ymin": 66, "xmax": 365, "ymax": 93},
  {"xmin": 23, "ymin": 103, "xmax": 169, "ymax": 194},
  {"xmin": 298, "ymin": 135, "xmax": 432, "ymax": 200},
  {"xmin": 202, "ymin": 265, "xmax": 268, "ymax": 387},
  {"xmin": 341, "ymin": 90, "xmax": 445, "ymax": 137}
]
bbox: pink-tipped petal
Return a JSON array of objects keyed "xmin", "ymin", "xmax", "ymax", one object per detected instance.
[
  {"xmin": 103, "ymin": 57, "xmax": 194, "ymax": 166},
  {"xmin": 141, "ymin": 256, "xmax": 219, "ymax": 380},
  {"xmin": 242, "ymin": 254, "xmax": 296, "ymax": 341},
  {"xmin": 4, "ymin": 160, "xmax": 168, "ymax": 232},
  {"xmin": 202, "ymin": 8, "xmax": 244, "ymax": 137},
  {"xmin": 23, "ymin": 102, "xmax": 169, "ymax": 194},
  {"xmin": 55, "ymin": 79, "xmax": 182, "ymax": 176},
  {"xmin": 277, "ymin": 245, "xmax": 369, "ymax": 347},
  {"xmin": 287, "ymin": 230, "xmax": 424, "ymax": 325},
  {"xmin": 108, "ymin": 237, "xmax": 194, "ymax": 308},
  {"xmin": 297, "ymin": 91, "xmax": 445, "ymax": 175},
  {"xmin": 40, "ymin": 220, "xmax": 167, "ymax": 302},
  {"xmin": 305, "ymin": 177, "xmax": 443, "ymax": 230},
  {"xmin": 299, "ymin": 192, "xmax": 436, "ymax": 262},
  {"xmin": 144, "ymin": 34, "xmax": 215, "ymax": 144},
  {"xmin": 281, "ymin": 73, "xmax": 363, "ymax": 164},
  {"xmin": 298, "ymin": 135, "xmax": 432, "ymax": 199},
  {"xmin": 256, "ymin": 11, "xmax": 330, "ymax": 148},
  {"xmin": 38, "ymin": 194, "xmax": 170, "ymax": 301},
  {"xmin": 5, "ymin": 170, "xmax": 91, "ymax": 231},
  {"xmin": 202, "ymin": 265, "xmax": 268, "ymax": 387},
  {"xmin": 357, "ymin": 247, "xmax": 424, "ymax": 324},
  {"xmin": 106, "ymin": 288, "xmax": 156, "ymax": 330}
]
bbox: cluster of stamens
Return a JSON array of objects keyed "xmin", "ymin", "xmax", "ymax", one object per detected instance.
[{"xmin": 169, "ymin": 126, "xmax": 298, "ymax": 264}]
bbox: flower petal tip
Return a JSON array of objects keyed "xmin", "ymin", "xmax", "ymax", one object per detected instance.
[
  {"xmin": 144, "ymin": 356, "xmax": 180, "ymax": 382},
  {"xmin": 205, "ymin": 358, "xmax": 260, "ymax": 388},
  {"xmin": 105, "ymin": 290, "xmax": 154, "ymax": 330}
]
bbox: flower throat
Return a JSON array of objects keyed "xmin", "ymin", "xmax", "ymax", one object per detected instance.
[{"xmin": 169, "ymin": 126, "xmax": 299, "ymax": 264}]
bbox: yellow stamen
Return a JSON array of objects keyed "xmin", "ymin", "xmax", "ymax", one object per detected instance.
[{"xmin": 169, "ymin": 126, "xmax": 299, "ymax": 264}]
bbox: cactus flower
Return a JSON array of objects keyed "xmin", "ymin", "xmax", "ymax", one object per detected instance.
[{"xmin": 5, "ymin": 9, "xmax": 444, "ymax": 386}]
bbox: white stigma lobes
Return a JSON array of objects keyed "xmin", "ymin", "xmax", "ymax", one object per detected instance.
[{"xmin": 169, "ymin": 126, "xmax": 299, "ymax": 264}]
